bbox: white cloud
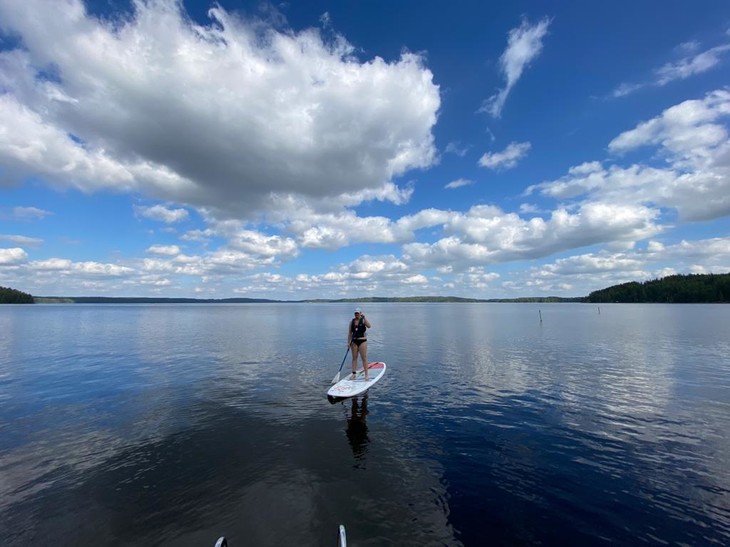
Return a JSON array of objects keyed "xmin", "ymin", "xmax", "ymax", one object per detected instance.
[
  {"xmin": 482, "ymin": 17, "xmax": 550, "ymax": 118},
  {"xmin": 0, "ymin": 235, "xmax": 43, "ymax": 247},
  {"xmin": 518, "ymin": 203, "xmax": 543, "ymax": 214},
  {"xmin": 9, "ymin": 206, "xmax": 52, "ymax": 220},
  {"xmin": 655, "ymin": 44, "xmax": 730, "ymax": 85},
  {"xmin": 146, "ymin": 244, "xmax": 181, "ymax": 256},
  {"xmin": 32, "ymin": 258, "xmax": 73, "ymax": 271},
  {"xmin": 608, "ymin": 89, "xmax": 730, "ymax": 160},
  {"xmin": 29, "ymin": 258, "xmax": 133, "ymax": 277},
  {"xmin": 403, "ymin": 274, "xmax": 428, "ymax": 284},
  {"xmin": 74, "ymin": 262, "xmax": 134, "ymax": 276},
  {"xmin": 0, "ymin": 247, "xmax": 28, "ymax": 264},
  {"xmin": 455, "ymin": 267, "xmax": 500, "ymax": 289},
  {"xmin": 226, "ymin": 254, "xmax": 413, "ymax": 296},
  {"xmin": 288, "ymin": 210, "xmax": 399, "ymax": 249},
  {"xmin": 227, "ymin": 230, "xmax": 299, "ymax": 259},
  {"xmin": 612, "ymin": 40, "xmax": 730, "ymax": 98},
  {"xmin": 402, "ymin": 202, "xmax": 661, "ymax": 270},
  {"xmin": 136, "ymin": 205, "xmax": 189, "ymax": 224},
  {"xmin": 527, "ymin": 163, "xmax": 677, "ymax": 201},
  {"xmin": 445, "ymin": 178, "xmax": 473, "ymax": 189},
  {"xmin": 612, "ymin": 82, "xmax": 644, "ymax": 98},
  {"xmin": 348, "ymin": 255, "xmax": 408, "ymax": 275},
  {"xmin": 478, "ymin": 141, "xmax": 531, "ymax": 170},
  {"xmin": 444, "ymin": 142, "xmax": 469, "ymax": 157},
  {"xmin": 529, "ymin": 89, "xmax": 730, "ymax": 222},
  {"xmin": 514, "ymin": 236, "xmax": 730, "ymax": 296},
  {"xmin": 0, "ymin": 0, "xmax": 439, "ymax": 220}
]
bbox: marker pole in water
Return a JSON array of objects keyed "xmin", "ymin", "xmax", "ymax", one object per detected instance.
[
  {"xmin": 539, "ymin": 309, "xmax": 542, "ymax": 323},
  {"xmin": 338, "ymin": 524, "xmax": 347, "ymax": 547}
]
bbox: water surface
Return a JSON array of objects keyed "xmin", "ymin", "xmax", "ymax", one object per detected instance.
[{"xmin": 1, "ymin": 303, "xmax": 728, "ymax": 545}]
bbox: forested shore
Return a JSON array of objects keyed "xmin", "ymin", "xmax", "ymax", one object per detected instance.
[
  {"xmin": 0, "ymin": 286, "xmax": 34, "ymax": 303},
  {"xmin": 586, "ymin": 273, "xmax": 730, "ymax": 303}
]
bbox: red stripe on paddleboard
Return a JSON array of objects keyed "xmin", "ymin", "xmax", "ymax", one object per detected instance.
[{"xmin": 368, "ymin": 362, "xmax": 385, "ymax": 369}]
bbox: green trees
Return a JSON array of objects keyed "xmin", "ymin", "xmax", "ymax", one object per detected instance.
[
  {"xmin": 0, "ymin": 286, "xmax": 34, "ymax": 304},
  {"xmin": 587, "ymin": 273, "xmax": 730, "ymax": 303}
]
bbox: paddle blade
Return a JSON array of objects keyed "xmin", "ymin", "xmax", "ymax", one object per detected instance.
[{"xmin": 332, "ymin": 346, "xmax": 350, "ymax": 384}]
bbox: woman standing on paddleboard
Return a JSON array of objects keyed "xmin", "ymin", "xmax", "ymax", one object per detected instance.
[{"xmin": 348, "ymin": 308, "xmax": 371, "ymax": 380}]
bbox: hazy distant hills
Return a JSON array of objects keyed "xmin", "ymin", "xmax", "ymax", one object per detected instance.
[{"xmin": 32, "ymin": 296, "xmax": 287, "ymax": 304}]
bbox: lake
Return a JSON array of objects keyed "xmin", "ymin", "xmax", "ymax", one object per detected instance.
[{"xmin": 1, "ymin": 303, "xmax": 729, "ymax": 545}]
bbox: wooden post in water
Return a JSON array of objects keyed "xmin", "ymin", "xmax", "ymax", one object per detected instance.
[
  {"xmin": 598, "ymin": 306, "xmax": 601, "ymax": 314},
  {"xmin": 539, "ymin": 309, "xmax": 543, "ymax": 323}
]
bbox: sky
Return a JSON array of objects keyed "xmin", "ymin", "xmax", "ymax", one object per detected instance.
[{"xmin": 1, "ymin": 0, "xmax": 730, "ymax": 300}]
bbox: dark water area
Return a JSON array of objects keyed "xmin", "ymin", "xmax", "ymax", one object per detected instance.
[{"xmin": 1, "ymin": 303, "xmax": 729, "ymax": 545}]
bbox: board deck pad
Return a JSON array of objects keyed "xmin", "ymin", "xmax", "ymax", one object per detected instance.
[{"xmin": 327, "ymin": 362, "xmax": 386, "ymax": 398}]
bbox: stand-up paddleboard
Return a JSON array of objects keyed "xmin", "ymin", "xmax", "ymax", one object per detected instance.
[{"xmin": 327, "ymin": 362, "xmax": 386, "ymax": 398}]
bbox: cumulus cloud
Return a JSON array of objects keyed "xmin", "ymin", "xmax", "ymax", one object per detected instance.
[
  {"xmin": 529, "ymin": 89, "xmax": 730, "ymax": 222},
  {"xmin": 455, "ymin": 267, "xmax": 500, "ymax": 289},
  {"xmin": 227, "ymin": 229, "xmax": 299, "ymax": 259},
  {"xmin": 482, "ymin": 17, "xmax": 550, "ymax": 118},
  {"xmin": 228, "ymin": 253, "xmax": 414, "ymax": 296},
  {"xmin": 516, "ymin": 236, "xmax": 730, "ymax": 296},
  {"xmin": 403, "ymin": 274, "xmax": 428, "ymax": 284},
  {"xmin": 0, "ymin": 0, "xmax": 439, "ymax": 220},
  {"xmin": 402, "ymin": 202, "xmax": 661, "ymax": 270},
  {"xmin": 281, "ymin": 206, "xmax": 415, "ymax": 249},
  {"xmin": 0, "ymin": 247, "xmax": 29, "ymax": 264},
  {"xmin": 146, "ymin": 244, "xmax": 181, "ymax": 256},
  {"xmin": 478, "ymin": 141, "xmax": 531, "ymax": 170},
  {"xmin": 136, "ymin": 205, "xmax": 189, "ymax": 224},
  {"xmin": 608, "ymin": 89, "xmax": 730, "ymax": 161},
  {"xmin": 29, "ymin": 258, "xmax": 133, "ymax": 277}
]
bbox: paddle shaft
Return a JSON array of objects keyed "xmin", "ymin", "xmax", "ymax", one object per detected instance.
[{"xmin": 332, "ymin": 343, "xmax": 351, "ymax": 384}]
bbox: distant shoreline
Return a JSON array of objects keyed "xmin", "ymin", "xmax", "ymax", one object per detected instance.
[
  {"xmin": 6, "ymin": 272, "xmax": 729, "ymax": 305},
  {"xmin": 33, "ymin": 296, "xmax": 584, "ymax": 304}
]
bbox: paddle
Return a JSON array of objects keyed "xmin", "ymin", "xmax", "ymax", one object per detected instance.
[{"xmin": 332, "ymin": 344, "xmax": 351, "ymax": 384}]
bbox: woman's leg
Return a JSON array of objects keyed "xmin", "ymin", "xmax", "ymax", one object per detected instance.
[
  {"xmin": 350, "ymin": 343, "xmax": 359, "ymax": 376},
  {"xmin": 360, "ymin": 341, "xmax": 368, "ymax": 379}
]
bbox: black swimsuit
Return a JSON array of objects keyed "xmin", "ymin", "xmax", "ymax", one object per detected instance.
[{"xmin": 350, "ymin": 318, "xmax": 367, "ymax": 346}]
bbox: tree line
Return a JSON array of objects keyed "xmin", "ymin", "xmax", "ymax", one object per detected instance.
[
  {"xmin": 0, "ymin": 286, "xmax": 34, "ymax": 304},
  {"xmin": 586, "ymin": 273, "xmax": 730, "ymax": 303}
]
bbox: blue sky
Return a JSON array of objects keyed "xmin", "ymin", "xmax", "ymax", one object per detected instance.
[{"xmin": 1, "ymin": 0, "xmax": 729, "ymax": 299}]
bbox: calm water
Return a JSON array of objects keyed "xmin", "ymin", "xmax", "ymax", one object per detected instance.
[{"xmin": 1, "ymin": 303, "xmax": 729, "ymax": 546}]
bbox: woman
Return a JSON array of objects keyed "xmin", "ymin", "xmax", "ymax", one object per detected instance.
[{"xmin": 348, "ymin": 308, "xmax": 371, "ymax": 380}]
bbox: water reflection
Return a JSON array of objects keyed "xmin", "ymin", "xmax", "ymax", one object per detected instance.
[
  {"xmin": 2, "ymin": 303, "xmax": 729, "ymax": 546},
  {"xmin": 345, "ymin": 394, "xmax": 369, "ymax": 466}
]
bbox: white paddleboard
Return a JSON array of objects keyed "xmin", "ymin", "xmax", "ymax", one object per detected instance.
[{"xmin": 327, "ymin": 362, "xmax": 387, "ymax": 398}]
